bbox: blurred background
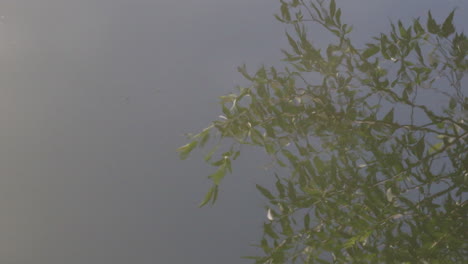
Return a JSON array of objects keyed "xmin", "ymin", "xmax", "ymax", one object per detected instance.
[{"xmin": 0, "ymin": 0, "xmax": 466, "ymax": 263}]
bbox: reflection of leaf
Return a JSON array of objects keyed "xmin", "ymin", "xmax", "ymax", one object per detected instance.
[
  {"xmin": 413, "ymin": 18, "xmax": 424, "ymax": 34},
  {"xmin": 209, "ymin": 164, "xmax": 226, "ymax": 185},
  {"xmin": 414, "ymin": 43, "xmax": 424, "ymax": 64},
  {"xmin": 441, "ymin": 10, "xmax": 455, "ymax": 37},
  {"xmin": 344, "ymin": 230, "xmax": 372, "ymax": 248},
  {"xmin": 281, "ymin": 3, "xmax": 290, "ymax": 21},
  {"xmin": 304, "ymin": 214, "xmax": 310, "ymax": 229},
  {"xmin": 275, "ymin": 177, "xmax": 286, "ymax": 198},
  {"xmin": 199, "ymin": 185, "xmax": 217, "ymax": 207},
  {"xmin": 256, "ymin": 184, "xmax": 275, "ymax": 200},
  {"xmin": 449, "ymin": 97, "xmax": 457, "ymax": 110},
  {"xmin": 330, "ymin": 0, "xmax": 336, "ymax": 18},
  {"xmin": 427, "ymin": 11, "xmax": 439, "ymax": 34},
  {"xmin": 177, "ymin": 141, "xmax": 197, "ymax": 160},
  {"xmin": 286, "ymin": 32, "xmax": 300, "ymax": 55},
  {"xmin": 335, "ymin": 8, "xmax": 342, "ymax": 25},
  {"xmin": 237, "ymin": 64, "xmax": 253, "ymax": 81},
  {"xmin": 250, "ymin": 129, "xmax": 264, "ymax": 145},
  {"xmin": 198, "ymin": 129, "xmax": 210, "ymax": 148},
  {"xmin": 280, "ymin": 217, "xmax": 293, "ymax": 236},
  {"xmin": 287, "ymin": 181, "xmax": 297, "ymax": 201},
  {"xmin": 279, "ymin": 136, "xmax": 291, "ymax": 147},
  {"xmin": 204, "ymin": 145, "xmax": 219, "ymax": 162},
  {"xmin": 383, "ymin": 108, "xmax": 394, "ymax": 123},
  {"xmin": 362, "ymin": 45, "xmax": 380, "ymax": 59},
  {"xmin": 429, "ymin": 142, "xmax": 444, "ymax": 154},
  {"xmin": 264, "ymin": 223, "xmax": 279, "ymax": 239},
  {"xmin": 313, "ymin": 156, "xmax": 325, "ymax": 173},
  {"xmin": 303, "ymin": 186, "xmax": 322, "ymax": 197},
  {"xmin": 398, "ymin": 20, "xmax": 408, "ymax": 39},
  {"xmin": 414, "ymin": 136, "xmax": 425, "ymax": 159}
]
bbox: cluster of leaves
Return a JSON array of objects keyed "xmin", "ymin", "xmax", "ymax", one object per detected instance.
[{"xmin": 178, "ymin": 0, "xmax": 467, "ymax": 263}]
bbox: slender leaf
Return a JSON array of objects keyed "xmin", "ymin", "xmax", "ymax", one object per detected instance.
[
  {"xmin": 441, "ymin": 10, "xmax": 455, "ymax": 37},
  {"xmin": 177, "ymin": 141, "xmax": 198, "ymax": 160},
  {"xmin": 256, "ymin": 184, "xmax": 275, "ymax": 200},
  {"xmin": 427, "ymin": 11, "xmax": 439, "ymax": 34}
]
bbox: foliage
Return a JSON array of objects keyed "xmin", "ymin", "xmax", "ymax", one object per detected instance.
[{"xmin": 178, "ymin": 0, "xmax": 467, "ymax": 262}]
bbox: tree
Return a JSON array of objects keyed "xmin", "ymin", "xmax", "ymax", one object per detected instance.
[{"xmin": 178, "ymin": 0, "xmax": 467, "ymax": 262}]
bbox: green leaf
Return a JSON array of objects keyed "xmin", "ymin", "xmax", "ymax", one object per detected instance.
[
  {"xmin": 260, "ymin": 238, "xmax": 270, "ymax": 253},
  {"xmin": 309, "ymin": 1, "xmax": 323, "ymax": 21},
  {"xmin": 304, "ymin": 214, "xmax": 310, "ymax": 230},
  {"xmin": 211, "ymin": 184, "xmax": 219, "ymax": 205},
  {"xmin": 274, "ymin": 13, "xmax": 285, "ymax": 23},
  {"xmin": 335, "ymin": 8, "xmax": 342, "ymax": 25},
  {"xmin": 280, "ymin": 217, "xmax": 293, "ymax": 236},
  {"xmin": 282, "ymin": 149, "xmax": 297, "ymax": 164},
  {"xmin": 256, "ymin": 184, "xmax": 275, "ymax": 200},
  {"xmin": 198, "ymin": 129, "xmax": 210, "ymax": 148},
  {"xmin": 208, "ymin": 164, "xmax": 226, "ymax": 185},
  {"xmin": 449, "ymin": 97, "xmax": 457, "ymax": 109},
  {"xmin": 279, "ymin": 136, "xmax": 291, "ymax": 147},
  {"xmin": 281, "ymin": 3, "xmax": 290, "ymax": 21},
  {"xmin": 414, "ymin": 43, "xmax": 424, "ymax": 64},
  {"xmin": 265, "ymin": 141, "xmax": 276, "ymax": 155},
  {"xmin": 264, "ymin": 223, "xmax": 279, "ymax": 239},
  {"xmin": 330, "ymin": 0, "xmax": 336, "ymax": 18},
  {"xmin": 398, "ymin": 20, "xmax": 408, "ymax": 39},
  {"xmin": 256, "ymin": 66, "xmax": 267, "ymax": 80},
  {"xmin": 344, "ymin": 230, "xmax": 372, "ymax": 248},
  {"xmin": 275, "ymin": 176, "xmax": 286, "ymax": 198},
  {"xmin": 237, "ymin": 64, "xmax": 253, "ymax": 81},
  {"xmin": 414, "ymin": 136, "xmax": 425, "ymax": 159},
  {"xmin": 219, "ymin": 94, "xmax": 237, "ymax": 103},
  {"xmin": 287, "ymin": 181, "xmax": 297, "ymax": 201},
  {"xmin": 441, "ymin": 10, "xmax": 455, "ymax": 37},
  {"xmin": 250, "ymin": 129, "xmax": 264, "ymax": 145},
  {"xmin": 199, "ymin": 185, "xmax": 217, "ymax": 207},
  {"xmin": 344, "ymin": 236, "xmax": 359, "ymax": 249},
  {"xmin": 413, "ymin": 18, "xmax": 425, "ymax": 34},
  {"xmin": 429, "ymin": 141, "xmax": 444, "ymax": 154},
  {"xmin": 177, "ymin": 141, "xmax": 198, "ymax": 160},
  {"xmin": 383, "ymin": 108, "xmax": 394, "ymax": 123},
  {"xmin": 427, "ymin": 11, "xmax": 439, "ymax": 34},
  {"xmin": 232, "ymin": 150, "xmax": 240, "ymax": 160},
  {"xmin": 286, "ymin": 32, "xmax": 300, "ymax": 55},
  {"xmin": 204, "ymin": 145, "xmax": 219, "ymax": 162},
  {"xmin": 224, "ymin": 156, "xmax": 232, "ymax": 173},
  {"xmin": 313, "ymin": 156, "xmax": 325, "ymax": 174},
  {"xmin": 362, "ymin": 44, "xmax": 380, "ymax": 59},
  {"xmin": 303, "ymin": 186, "xmax": 322, "ymax": 197}
]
